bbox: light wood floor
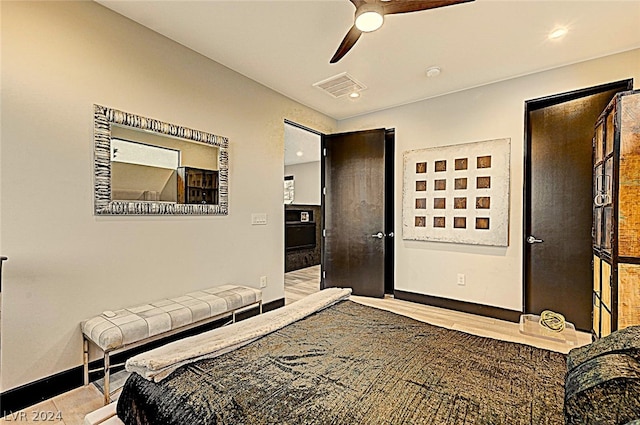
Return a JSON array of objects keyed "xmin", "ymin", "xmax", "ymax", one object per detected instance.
[
  {"xmin": 284, "ymin": 264, "xmax": 321, "ymax": 305},
  {"xmin": 1, "ymin": 265, "xmax": 592, "ymax": 424}
]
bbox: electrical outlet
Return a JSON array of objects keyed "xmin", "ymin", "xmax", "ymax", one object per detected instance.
[
  {"xmin": 457, "ymin": 273, "xmax": 466, "ymax": 286},
  {"xmin": 260, "ymin": 276, "xmax": 267, "ymax": 288}
]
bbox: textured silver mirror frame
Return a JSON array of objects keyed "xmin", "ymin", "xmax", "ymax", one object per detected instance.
[{"xmin": 93, "ymin": 105, "xmax": 229, "ymax": 215}]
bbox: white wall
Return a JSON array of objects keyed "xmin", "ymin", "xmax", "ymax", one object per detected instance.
[
  {"xmin": 338, "ymin": 49, "xmax": 639, "ymax": 312},
  {"xmin": 0, "ymin": 1, "xmax": 336, "ymax": 392},
  {"xmin": 284, "ymin": 162, "xmax": 321, "ymax": 205}
]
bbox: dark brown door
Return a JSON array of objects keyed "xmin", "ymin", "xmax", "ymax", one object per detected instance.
[
  {"xmin": 321, "ymin": 128, "xmax": 393, "ymax": 297},
  {"xmin": 524, "ymin": 80, "xmax": 632, "ymax": 331}
]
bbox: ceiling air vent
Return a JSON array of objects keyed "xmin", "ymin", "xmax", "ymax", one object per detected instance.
[{"xmin": 313, "ymin": 72, "xmax": 366, "ymax": 98}]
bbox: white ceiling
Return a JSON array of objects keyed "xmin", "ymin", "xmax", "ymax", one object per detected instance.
[
  {"xmin": 97, "ymin": 0, "xmax": 640, "ymax": 121},
  {"xmin": 284, "ymin": 122, "xmax": 322, "ymax": 166}
]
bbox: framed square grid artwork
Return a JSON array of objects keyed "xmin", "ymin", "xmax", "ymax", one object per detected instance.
[{"xmin": 402, "ymin": 138, "xmax": 510, "ymax": 246}]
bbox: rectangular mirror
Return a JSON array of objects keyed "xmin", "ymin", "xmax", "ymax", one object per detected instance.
[{"xmin": 94, "ymin": 105, "xmax": 228, "ymax": 215}]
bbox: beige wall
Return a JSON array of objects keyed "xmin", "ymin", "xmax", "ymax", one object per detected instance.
[
  {"xmin": 0, "ymin": 1, "xmax": 336, "ymax": 391},
  {"xmin": 338, "ymin": 48, "xmax": 639, "ymax": 312}
]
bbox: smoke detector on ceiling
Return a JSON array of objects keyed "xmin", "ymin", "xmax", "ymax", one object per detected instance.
[
  {"xmin": 426, "ymin": 66, "xmax": 441, "ymax": 78},
  {"xmin": 313, "ymin": 72, "xmax": 367, "ymax": 99}
]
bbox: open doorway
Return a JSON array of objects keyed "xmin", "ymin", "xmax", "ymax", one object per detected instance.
[{"xmin": 283, "ymin": 121, "xmax": 322, "ymax": 304}]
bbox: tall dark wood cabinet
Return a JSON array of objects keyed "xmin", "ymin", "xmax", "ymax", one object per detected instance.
[
  {"xmin": 177, "ymin": 167, "xmax": 218, "ymax": 204},
  {"xmin": 592, "ymin": 90, "xmax": 640, "ymax": 338}
]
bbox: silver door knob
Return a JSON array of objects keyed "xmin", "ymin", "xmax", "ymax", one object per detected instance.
[
  {"xmin": 371, "ymin": 232, "xmax": 385, "ymax": 239},
  {"xmin": 526, "ymin": 235, "xmax": 544, "ymax": 244}
]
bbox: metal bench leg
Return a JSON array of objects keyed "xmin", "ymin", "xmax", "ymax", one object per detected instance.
[
  {"xmin": 103, "ymin": 352, "xmax": 111, "ymax": 405},
  {"xmin": 83, "ymin": 337, "xmax": 89, "ymax": 386}
]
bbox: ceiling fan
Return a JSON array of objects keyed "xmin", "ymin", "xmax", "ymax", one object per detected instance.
[{"xmin": 330, "ymin": 0, "xmax": 475, "ymax": 63}]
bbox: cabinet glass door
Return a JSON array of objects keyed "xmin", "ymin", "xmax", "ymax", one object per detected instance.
[
  {"xmin": 605, "ymin": 111, "xmax": 615, "ymax": 156},
  {"xmin": 594, "ymin": 208, "xmax": 602, "ymax": 248},
  {"xmin": 593, "ymin": 163, "xmax": 603, "ymax": 249},
  {"xmin": 604, "ymin": 157, "xmax": 613, "ymax": 195},
  {"xmin": 594, "ymin": 123, "xmax": 604, "ymax": 164},
  {"xmin": 593, "ymin": 294, "xmax": 601, "ymax": 337},
  {"xmin": 603, "ymin": 207, "xmax": 613, "ymax": 254}
]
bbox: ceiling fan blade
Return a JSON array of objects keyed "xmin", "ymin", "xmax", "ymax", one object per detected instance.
[
  {"xmin": 349, "ymin": 0, "xmax": 367, "ymax": 8},
  {"xmin": 330, "ymin": 25, "xmax": 363, "ymax": 63},
  {"xmin": 382, "ymin": 0, "xmax": 474, "ymax": 15}
]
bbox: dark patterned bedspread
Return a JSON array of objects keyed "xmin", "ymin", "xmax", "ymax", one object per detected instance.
[
  {"xmin": 564, "ymin": 326, "xmax": 640, "ymax": 425},
  {"xmin": 117, "ymin": 300, "xmax": 566, "ymax": 425}
]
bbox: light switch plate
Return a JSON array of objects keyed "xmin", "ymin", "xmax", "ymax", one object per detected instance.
[{"xmin": 251, "ymin": 213, "xmax": 267, "ymax": 225}]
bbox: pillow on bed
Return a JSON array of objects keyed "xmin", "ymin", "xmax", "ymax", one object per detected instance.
[
  {"xmin": 567, "ymin": 325, "xmax": 640, "ymax": 372},
  {"xmin": 564, "ymin": 326, "xmax": 640, "ymax": 425}
]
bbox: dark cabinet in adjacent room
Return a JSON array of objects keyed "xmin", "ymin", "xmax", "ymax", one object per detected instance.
[
  {"xmin": 592, "ymin": 90, "xmax": 640, "ymax": 338},
  {"xmin": 177, "ymin": 167, "xmax": 219, "ymax": 204},
  {"xmin": 285, "ymin": 205, "xmax": 321, "ymax": 272}
]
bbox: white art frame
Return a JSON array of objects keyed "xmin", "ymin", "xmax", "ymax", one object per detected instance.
[{"xmin": 402, "ymin": 138, "xmax": 511, "ymax": 246}]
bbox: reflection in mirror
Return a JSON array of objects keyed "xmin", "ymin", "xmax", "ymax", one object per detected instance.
[
  {"xmin": 94, "ymin": 105, "xmax": 228, "ymax": 215},
  {"xmin": 111, "ymin": 139, "xmax": 179, "ymax": 202}
]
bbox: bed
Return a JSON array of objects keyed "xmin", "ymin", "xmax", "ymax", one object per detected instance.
[{"xmin": 110, "ymin": 289, "xmax": 640, "ymax": 425}]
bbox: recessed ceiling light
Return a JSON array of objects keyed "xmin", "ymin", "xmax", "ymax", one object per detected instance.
[
  {"xmin": 296, "ymin": 151, "xmax": 304, "ymax": 157},
  {"xmin": 426, "ymin": 66, "xmax": 441, "ymax": 78},
  {"xmin": 349, "ymin": 92, "xmax": 361, "ymax": 99},
  {"xmin": 549, "ymin": 27, "xmax": 568, "ymax": 40}
]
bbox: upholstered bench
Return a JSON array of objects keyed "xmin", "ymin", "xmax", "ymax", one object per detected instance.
[{"xmin": 81, "ymin": 284, "xmax": 262, "ymax": 404}]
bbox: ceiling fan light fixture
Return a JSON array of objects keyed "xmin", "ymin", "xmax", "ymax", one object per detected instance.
[{"xmin": 355, "ymin": 4, "xmax": 384, "ymax": 32}]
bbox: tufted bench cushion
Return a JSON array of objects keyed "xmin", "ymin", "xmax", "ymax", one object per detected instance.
[
  {"xmin": 82, "ymin": 285, "xmax": 262, "ymax": 351},
  {"xmin": 81, "ymin": 284, "xmax": 262, "ymax": 404}
]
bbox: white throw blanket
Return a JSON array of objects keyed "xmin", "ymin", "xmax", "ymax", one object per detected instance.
[{"xmin": 126, "ymin": 287, "xmax": 352, "ymax": 382}]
